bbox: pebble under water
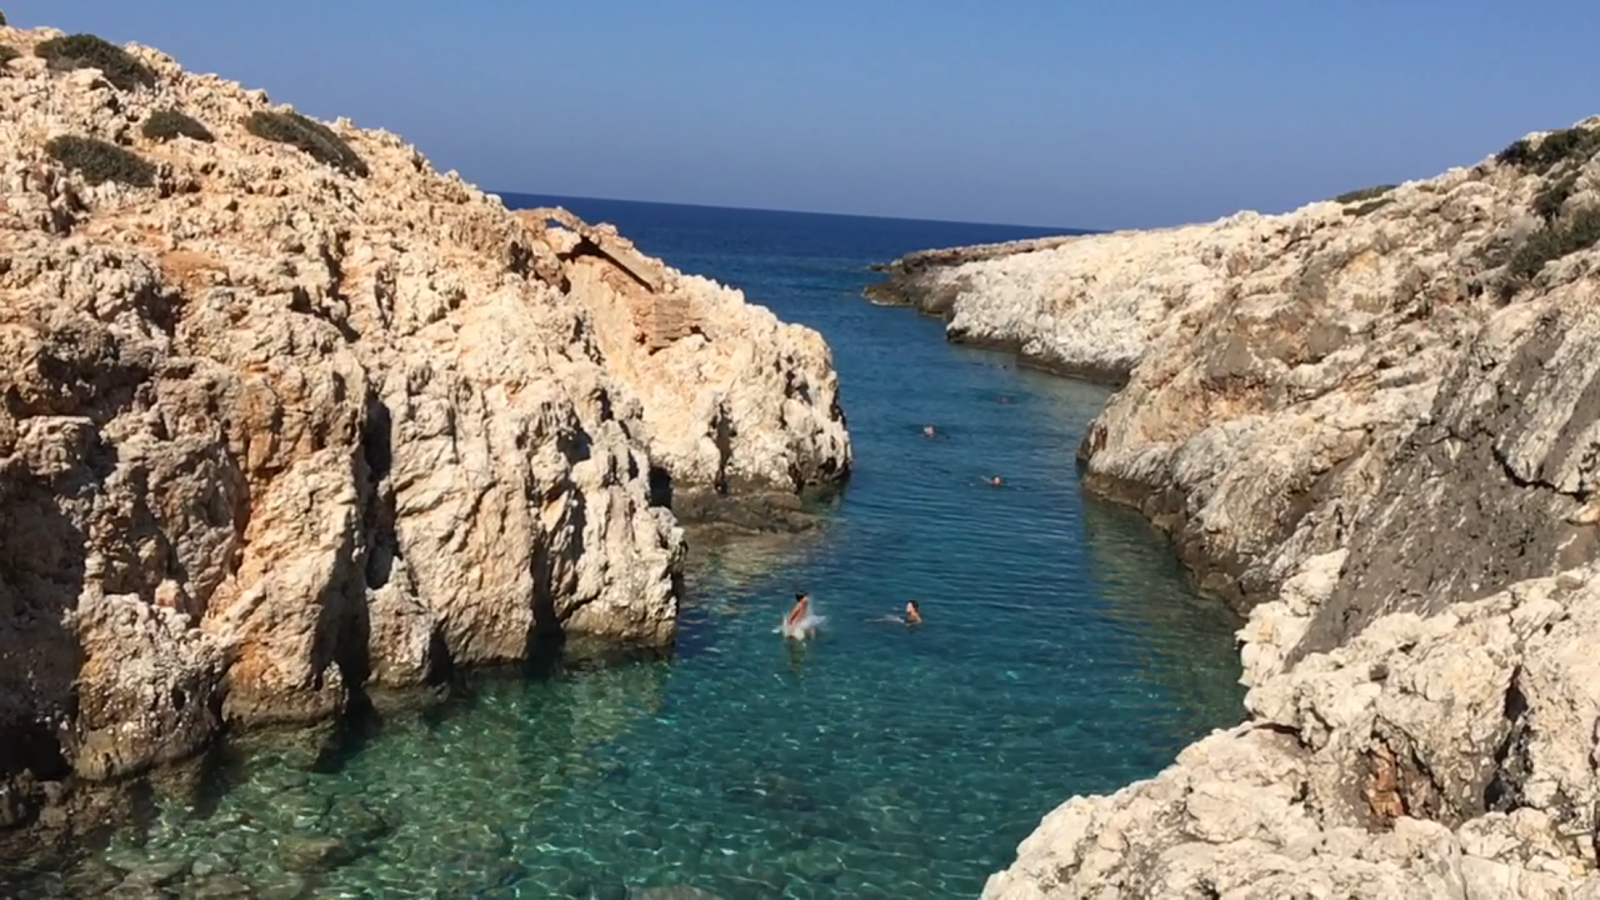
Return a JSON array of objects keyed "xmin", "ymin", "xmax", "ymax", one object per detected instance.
[{"xmin": 13, "ymin": 198, "xmax": 1247, "ymax": 899}]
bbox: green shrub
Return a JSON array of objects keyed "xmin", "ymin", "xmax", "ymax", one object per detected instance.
[
  {"xmin": 44, "ymin": 135, "xmax": 155, "ymax": 187},
  {"xmin": 1532, "ymin": 171, "xmax": 1579, "ymax": 224},
  {"xmin": 244, "ymin": 110, "xmax": 368, "ymax": 177},
  {"xmin": 0, "ymin": 44, "xmax": 16, "ymax": 67},
  {"xmin": 1496, "ymin": 127, "xmax": 1600, "ymax": 174},
  {"xmin": 1497, "ymin": 139, "xmax": 1534, "ymax": 168},
  {"xmin": 1498, "ymin": 206, "xmax": 1600, "ymax": 297},
  {"xmin": 34, "ymin": 33, "xmax": 155, "ymax": 92},
  {"xmin": 0, "ymin": 12, "xmax": 7, "ymax": 27},
  {"xmin": 1334, "ymin": 184, "xmax": 1397, "ymax": 204},
  {"xmin": 141, "ymin": 108, "xmax": 213, "ymax": 143}
]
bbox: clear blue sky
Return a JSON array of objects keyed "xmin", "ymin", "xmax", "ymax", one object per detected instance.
[{"xmin": 7, "ymin": 1, "xmax": 1600, "ymax": 229}]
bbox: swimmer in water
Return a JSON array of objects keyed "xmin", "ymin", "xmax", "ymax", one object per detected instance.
[
  {"xmin": 986, "ymin": 475, "xmax": 1004, "ymax": 487},
  {"xmin": 786, "ymin": 591, "xmax": 810, "ymax": 630},
  {"xmin": 869, "ymin": 600, "xmax": 923, "ymax": 626},
  {"xmin": 783, "ymin": 591, "xmax": 822, "ymax": 640},
  {"xmin": 923, "ymin": 425, "xmax": 936, "ymax": 438}
]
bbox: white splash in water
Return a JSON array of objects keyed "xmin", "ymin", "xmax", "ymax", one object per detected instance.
[{"xmin": 774, "ymin": 602, "xmax": 827, "ymax": 640}]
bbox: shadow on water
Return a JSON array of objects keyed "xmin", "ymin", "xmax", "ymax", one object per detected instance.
[{"xmin": 1080, "ymin": 493, "xmax": 1248, "ymax": 744}]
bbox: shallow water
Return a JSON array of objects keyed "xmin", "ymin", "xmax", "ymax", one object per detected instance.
[{"xmin": 13, "ymin": 199, "xmax": 1245, "ymax": 899}]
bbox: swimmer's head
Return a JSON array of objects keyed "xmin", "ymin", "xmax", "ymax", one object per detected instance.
[{"xmin": 795, "ymin": 591, "xmax": 808, "ymax": 603}]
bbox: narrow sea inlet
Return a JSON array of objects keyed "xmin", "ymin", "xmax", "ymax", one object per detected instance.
[{"xmin": 21, "ymin": 199, "xmax": 1246, "ymax": 899}]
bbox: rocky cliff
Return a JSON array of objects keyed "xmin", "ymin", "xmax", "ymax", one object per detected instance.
[
  {"xmin": 872, "ymin": 117, "xmax": 1600, "ymax": 896},
  {"xmin": 0, "ymin": 21, "xmax": 849, "ymax": 852}
]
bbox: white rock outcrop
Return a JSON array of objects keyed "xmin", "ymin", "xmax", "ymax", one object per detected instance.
[
  {"xmin": 0, "ymin": 19, "xmax": 850, "ymax": 851},
  {"xmin": 873, "ymin": 117, "xmax": 1600, "ymax": 896}
]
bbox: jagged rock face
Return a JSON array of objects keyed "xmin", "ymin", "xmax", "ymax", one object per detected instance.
[
  {"xmin": 868, "ymin": 116, "xmax": 1600, "ymax": 895},
  {"xmin": 984, "ymin": 566, "xmax": 1600, "ymax": 899},
  {"xmin": 0, "ymin": 21, "xmax": 850, "ymax": 808},
  {"xmin": 1304, "ymin": 293, "xmax": 1600, "ymax": 659},
  {"xmin": 521, "ymin": 210, "xmax": 852, "ymax": 527}
]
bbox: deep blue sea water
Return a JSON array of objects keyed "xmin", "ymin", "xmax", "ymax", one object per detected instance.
[{"xmin": 24, "ymin": 198, "xmax": 1244, "ymax": 899}]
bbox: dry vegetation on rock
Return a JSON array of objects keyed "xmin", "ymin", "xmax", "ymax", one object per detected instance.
[
  {"xmin": 43, "ymin": 133, "xmax": 155, "ymax": 186},
  {"xmin": 34, "ymin": 32, "xmax": 154, "ymax": 91},
  {"xmin": 1333, "ymin": 183, "xmax": 1397, "ymax": 204},
  {"xmin": 1493, "ymin": 126, "xmax": 1600, "ymax": 297},
  {"xmin": 140, "ymin": 107, "xmax": 213, "ymax": 143},
  {"xmin": 244, "ymin": 108, "xmax": 368, "ymax": 176}
]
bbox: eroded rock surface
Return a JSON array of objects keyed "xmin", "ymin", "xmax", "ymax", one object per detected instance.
[
  {"xmin": 521, "ymin": 207, "xmax": 851, "ymax": 529},
  {"xmin": 0, "ymin": 20, "xmax": 849, "ymax": 857},
  {"xmin": 870, "ymin": 116, "xmax": 1600, "ymax": 896}
]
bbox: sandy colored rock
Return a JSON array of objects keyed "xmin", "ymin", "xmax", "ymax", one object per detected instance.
[
  {"xmin": 869, "ymin": 116, "xmax": 1600, "ymax": 895},
  {"xmin": 983, "ymin": 568, "xmax": 1600, "ymax": 899},
  {"xmin": 0, "ymin": 19, "xmax": 850, "ymax": 839},
  {"xmin": 520, "ymin": 207, "xmax": 851, "ymax": 525}
]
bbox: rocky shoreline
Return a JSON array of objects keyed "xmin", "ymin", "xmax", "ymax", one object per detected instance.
[
  {"xmin": 871, "ymin": 117, "xmax": 1600, "ymax": 896},
  {"xmin": 0, "ymin": 20, "xmax": 850, "ymax": 876}
]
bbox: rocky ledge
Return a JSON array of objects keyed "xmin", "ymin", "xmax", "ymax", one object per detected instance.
[
  {"xmin": 873, "ymin": 116, "xmax": 1600, "ymax": 896},
  {"xmin": 0, "ymin": 21, "xmax": 848, "ymax": 862}
]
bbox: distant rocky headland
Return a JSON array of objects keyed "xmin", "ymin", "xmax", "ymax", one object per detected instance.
[
  {"xmin": 871, "ymin": 117, "xmax": 1600, "ymax": 897},
  {"xmin": 0, "ymin": 19, "xmax": 849, "ymax": 868}
]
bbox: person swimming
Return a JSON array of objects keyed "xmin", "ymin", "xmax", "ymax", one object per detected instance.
[
  {"xmin": 985, "ymin": 475, "xmax": 1004, "ymax": 487},
  {"xmin": 923, "ymin": 425, "xmax": 936, "ymax": 438},
  {"xmin": 786, "ymin": 591, "xmax": 810, "ymax": 630},
  {"xmin": 869, "ymin": 600, "xmax": 923, "ymax": 626},
  {"xmin": 782, "ymin": 591, "xmax": 823, "ymax": 640}
]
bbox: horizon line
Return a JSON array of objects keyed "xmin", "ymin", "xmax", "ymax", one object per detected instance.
[{"xmin": 489, "ymin": 189, "xmax": 1105, "ymax": 236}]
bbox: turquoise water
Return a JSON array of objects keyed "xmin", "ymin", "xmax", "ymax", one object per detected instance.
[{"xmin": 13, "ymin": 199, "xmax": 1243, "ymax": 899}]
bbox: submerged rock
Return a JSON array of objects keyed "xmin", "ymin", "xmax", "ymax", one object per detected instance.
[
  {"xmin": 0, "ymin": 17, "xmax": 849, "ymax": 867},
  {"xmin": 629, "ymin": 886, "xmax": 727, "ymax": 900},
  {"xmin": 276, "ymin": 833, "xmax": 360, "ymax": 873},
  {"xmin": 183, "ymin": 874, "xmax": 256, "ymax": 899},
  {"xmin": 868, "ymin": 115, "xmax": 1600, "ymax": 895},
  {"xmin": 117, "ymin": 856, "xmax": 192, "ymax": 888}
]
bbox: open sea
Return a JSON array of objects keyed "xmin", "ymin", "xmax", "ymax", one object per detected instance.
[{"xmin": 13, "ymin": 197, "xmax": 1245, "ymax": 899}]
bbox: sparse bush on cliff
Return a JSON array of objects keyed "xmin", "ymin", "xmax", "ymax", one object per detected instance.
[
  {"xmin": 142, "ymin": 108, "xmax": 213, "ymax": 143},
  {"xmin": 44, "ymin": 135, "xmax": 155, "ymax": 187},
  {"xmin": 0, "ymin": 43, "xmax": 16, "ymax": 68},
  {"xmin": 1497, "ymin": 206, "xmax": 1600, "ymax": 297},
  {"xmin": 34, "ymin": 34, "xmax": 155, "ymax": 92},
  {"xmin": 1333, "ymin": 184, "xmax": 1397, "ymax": 204},
  {"xmin": 0, "ymin": 11, "xmax": 7, "ymax": 26},
  {"xmin": 1532, "ymin": 171, "xmax": 1579, "ymax": 224},
  {"xmin": 1497, "ymin": 126, "xmax": 1600, "ymax": 174},
  {"xmin": 244, "ymin": 110, "xmax": 369, "ymax": 177},
  {"xmin": 1344, "ymin": 197, "xmax": 1394, "ymax": 217}
]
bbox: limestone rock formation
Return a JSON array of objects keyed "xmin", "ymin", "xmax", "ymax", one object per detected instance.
[
  {"xmin": 0, "ymin": 19, "xmax": 849, "ymax": 847},
  {"xmin": 870, "ymin": 117, "xmax": 1600, "ymax": 896},
  {"xmin": 518, "ymin": 207, "xmax": 850, "ymax": 529}
]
